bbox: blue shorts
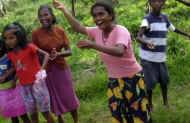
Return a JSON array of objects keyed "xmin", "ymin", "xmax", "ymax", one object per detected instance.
[{"xmin": 141, "ymin": 59, "xmax": 169, "ymax": 90}]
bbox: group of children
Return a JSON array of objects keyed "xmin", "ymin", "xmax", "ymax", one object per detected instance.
[
  {"xmin": 0, "ymin": 1, "xmax": 79, "ymax": 123},
  {"xmin": 0, "ymin": 0, "xmax": 190, "ymax": 123}
]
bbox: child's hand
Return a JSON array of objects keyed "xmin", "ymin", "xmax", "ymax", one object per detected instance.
[
  {"xmin": 147, "ymin": 42, "xmax": 155, "ymax": 49},
  {"xmin": 0, "ymin": 76, "xmax": 6, "ymax": 83},
  {"xmin": 35, "ymin": 69, "xmax": 47, "ymax": 82},
  {"xmin": 53, "ymin": 0, "xmax": 65, "ymax": 10},
  {"xmin": 77, "ymin": 40, "xmax": 95, "ymax": 49}
]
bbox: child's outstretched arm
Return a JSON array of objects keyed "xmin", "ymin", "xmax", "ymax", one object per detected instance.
[
  {"xmin": 59, "ymin": 47, "xmax": 72, "ymax": 57},
  {"xmin": 53, "ymin": 0, "xmax": 87, "ymax": 35},
  {"xmin": 137, "ymin": 27, "xmax": 148, "ymax": 45},
  {"xmin": 0, "ymin": 68, "xmax": 15, "ymax": 83},
  {"xmin": 174, "ymin": 28, "xmax": 190, "ymax": 39},
  {"xmin": 37, "ymin": 48, "xmax": 49, "ymax": 69},
  {"xmin": 137, "ymin": 27, "xmax": 155, "ymax": 49},
  {"xmin": 50, "ymin": 46, "xmax": 72, "ymax": 61}
]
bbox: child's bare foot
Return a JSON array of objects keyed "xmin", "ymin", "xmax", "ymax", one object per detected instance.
[
  {"xmin": 163, "ymin": 102, "xmax": 170, "ymax": 111},
  {"xmin": 164, "ymin": 101, "xmax": 169, "ymax": 107}
]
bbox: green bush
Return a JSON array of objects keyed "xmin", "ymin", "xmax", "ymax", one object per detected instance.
[{"xmin": 0, "ymin": 0, "xmax": 190, "ymax": 122}]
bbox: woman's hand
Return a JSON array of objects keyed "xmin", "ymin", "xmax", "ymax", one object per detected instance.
[
  {"xmin": 77, "ymin": 40, "xmax": 95, "ymax": 49},
  {"xmin": 49, "ymin": 48, "xmax": 60, "ymax": 60},
  {"xmin": 53, "ymin": 0, "xmax": 65, "ymax": 10}
]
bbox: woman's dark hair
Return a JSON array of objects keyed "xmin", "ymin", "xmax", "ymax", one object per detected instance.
[
  {"xmin": 2, "ymin": 22, "xmax": 28, "ymax": 50},
  {"xmin": 38, "ymin": 5, "xmax": 57, "ymax": 24},
  {"xmin": 90, "ymin": 1, "xmax": 115, "ymax": 21}
]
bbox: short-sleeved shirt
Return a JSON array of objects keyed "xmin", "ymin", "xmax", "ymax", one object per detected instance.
[
  {"xmin": 32, "ymin": 26, "xmax": 70, "ymax": 69},
  {"xmin": 8, "ymin": 43, "xmax": 41, "ymax": 85},
  {"xmin": 140, "ymin": 13, "xmax": 175, "ymax": 62},
  {"xmin": 86, "ymin": 25, "xmax": 142, "ymax": 78},
  {"xmin": 0, "ymin": 54, "xmax": 14, "ymax": 81}
]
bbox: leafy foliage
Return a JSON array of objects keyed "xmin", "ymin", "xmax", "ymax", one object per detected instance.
[{"xmin": 0, "ymin": 0, "xmax": 190, "ymax": 122}]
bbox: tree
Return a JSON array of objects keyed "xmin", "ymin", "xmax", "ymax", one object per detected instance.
[
  {"xmin": 0, "ymin": 0, "xmax": 6, "ymax": 16},
  {"xmin": 176, "ymin": 0, "xmax": 190, "ymax": 6},
  {"xmin": 71, "ymin": 0, "xmax": 76, "ymax": 16}
]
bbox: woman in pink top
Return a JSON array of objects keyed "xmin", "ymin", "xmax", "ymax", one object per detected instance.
[{"xmin": 53, "ymin": 0, "xmax": 150, "ymax": 123}]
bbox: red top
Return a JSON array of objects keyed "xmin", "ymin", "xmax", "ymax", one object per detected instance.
[
  {"xmin": 8, "ymin": 43, "xmax": 41, "ymax": 85},
  {"xmin": 32, "ymin": 26, "xmax": 69, "ymax": 69}
]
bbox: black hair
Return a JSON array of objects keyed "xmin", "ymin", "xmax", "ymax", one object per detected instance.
[
  {"xmin": 2, "ymin": 22, "xmax": 28, "ymax": 50},
  {"xmin": 147, "ymin": 0, "xmax": 166, "ymax": 13},
  {"xmin": 90, "ymin": 1, "xmax": 115, "ymax": 21},
  {"xmin": 38, "ymin": 4, "xmax": 57, "ymax": 24}
]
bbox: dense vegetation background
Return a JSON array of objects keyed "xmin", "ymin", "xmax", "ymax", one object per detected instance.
[{"xmin": 0, "ymin": 0, "xmax": 190, "ymax": 122}]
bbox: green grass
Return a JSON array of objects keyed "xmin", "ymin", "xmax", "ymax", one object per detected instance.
[
  {"xmin": 0, "ymin": 0, "xmax": 190, "ymax": 122},
  {"xmin": 2, "ymin": 82, "xmax": 190, "ymax": 123}
]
